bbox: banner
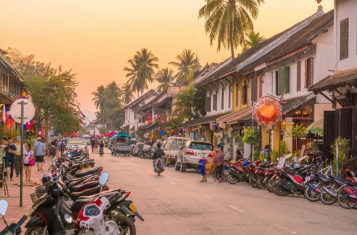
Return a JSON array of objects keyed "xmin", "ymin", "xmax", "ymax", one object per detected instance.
[{"xmin": 5, "ymin": 104, "xmax": 15, "ymax": 130}]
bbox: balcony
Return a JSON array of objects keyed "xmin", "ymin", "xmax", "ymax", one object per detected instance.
[{"xmin": 167, "ymin": 86, "xmax": 188, "ymax": 98}]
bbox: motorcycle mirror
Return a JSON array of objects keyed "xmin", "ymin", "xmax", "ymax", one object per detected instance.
[
  {"xmin": 264, "ymin": 159, "xmax": 267, "ymax": 162},
  {"xmin": 0, "ymin": 200, "xmax": 8, "ymax": 216},
  {"xmin": 99, "ymin": 172, "xmax": 109, "ymax": 186}
]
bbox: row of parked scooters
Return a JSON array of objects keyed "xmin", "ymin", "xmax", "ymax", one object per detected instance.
[
  {"xmin": 0, "ymin": 145, "xmax": 142, "ymax": 235},
  {"xmin": 217, "ymin": 156, "xmax": 357, "ymax": 209}
]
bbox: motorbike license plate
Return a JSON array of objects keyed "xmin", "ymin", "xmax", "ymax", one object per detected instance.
[{"xmin": 129, "ymin": 203, "xmax": 137, "ymax": 213}]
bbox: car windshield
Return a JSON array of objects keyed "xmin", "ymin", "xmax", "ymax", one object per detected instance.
[
  {"xmin": 171, "ymin": 138, "xmax": 187, "ymax": 149},
  {"xmin": 189, "ymin": 142, "xmax": 213, "ymax": 151},
  {"xmin": 68, "ymin": 139, "xmax": 86, "ymax": 144}
]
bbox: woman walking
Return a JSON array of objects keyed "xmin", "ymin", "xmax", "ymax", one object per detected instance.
[
  {"xmin": 23, "ymin": 143, "xmax": 34, "ymax": 182},
  {"xmin": 214, "ymin": 144, "xmax": 225, "ymax": 183}
]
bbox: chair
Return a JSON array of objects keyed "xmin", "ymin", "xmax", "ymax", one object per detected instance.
[{"xmin": 0, "ymin": 167, "xmax": 9, "ymax": 197}]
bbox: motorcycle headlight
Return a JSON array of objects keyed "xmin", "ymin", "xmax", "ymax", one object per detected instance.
[{"xmin": 64, "ymin": 214, "xmax": 73, "ymax": 224}]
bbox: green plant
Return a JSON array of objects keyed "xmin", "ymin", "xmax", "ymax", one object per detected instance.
[
  {"xmin": 238, "ymin": 137, "xmax": 244, "ymax": 148},
  {"xmin": 242, "ymin": 127, "xmax": 261, "ymax": 158},
  {"xmin": 330, "ymin": 137, "xmax": 351, "ymax": 171},
  {"xmin": 270, "ymin": 140, "xmax": 291, "ymax": 163},
  {"xmin": 253, "ymin": 147, "xmax": 261, "ymax": 161},
  {"xmin": 285, "ymin": 124, "xmax": 307, "ymax": 152},
  {"xmin": 259, "ymin": 151, "xmax": 267, "ymax": 163},
  {"xmin": 293, "ymin": 149, "xmax": 301, "ymax": 158},
  {"xmin": 271, "ymin": 149, "xmax": 279, "ymax": 163}
]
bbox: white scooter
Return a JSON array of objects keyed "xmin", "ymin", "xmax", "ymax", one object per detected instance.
[{"xmin": 76, "ymin": 172, "xmax": 121, "ymax": 235}]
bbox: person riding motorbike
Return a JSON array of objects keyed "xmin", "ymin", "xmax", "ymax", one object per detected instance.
[
  {"xmin": 152, "ymin": 142, "xmax": 164, "ymax": 171},
  {"xmin": 99, "ymin": 141, "xmax": 104, "ymax": 156}
]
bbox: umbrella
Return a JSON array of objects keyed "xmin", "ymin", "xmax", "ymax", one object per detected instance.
[
  {"xmin": 116, "ymin": 133, "xmax": 131, "ymax": 138},
  {"xmin": 306, "ymin": 119, "xmax": 323, "ymax": 134}
]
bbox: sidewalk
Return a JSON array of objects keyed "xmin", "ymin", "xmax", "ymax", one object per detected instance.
[{"xmin": 0, "ymin": 163, "xmax": 49, "ymax": 229}]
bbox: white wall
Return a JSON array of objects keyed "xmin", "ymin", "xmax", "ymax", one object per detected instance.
[
  {"xmin": 334, "ymin": 0, "xmax": 357, "ymax": 72},
  {"xmin": 206, "ymin": 77, "xmax": 233, "ymax": 116}
]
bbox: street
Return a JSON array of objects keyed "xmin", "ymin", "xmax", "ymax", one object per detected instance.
[{"xmin": 92, "ymin": 152, "xmax": 357, "ymax": 235}]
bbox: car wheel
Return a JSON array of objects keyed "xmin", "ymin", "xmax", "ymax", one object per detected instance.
[
  {"xmin": 165, "ymin": 157, "xmax": 170, "ymax": 167},
  {"xmin": 174, "ymin": 158, "xmax": 180, "ymax": 171},
  {"xmin": 180, "ymin": 158, "xmax": 186, "ymax": 172}
]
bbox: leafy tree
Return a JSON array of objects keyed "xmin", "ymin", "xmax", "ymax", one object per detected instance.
[
  {"xmin": 169, "ymin": 49, "xmax": 201, "ymax": 85},
  {"xmin": 285, "ymin": 124, "xmax": 307, "ymax": 154},
  {"xmin": 242, "ymin": 31, "xmax": 265, "ymax": 52},
  {"xmin": 242, "ymin": 127, "xmax": 261, "ymax": 159},
  {"xmin": 123, "ymin": 48, "xmax": 159, "ymax": 96},
  {"xmin": 121, "ymin": 83, "xmax": 135, "ymax": 105},
  {"xmin": 198, "ymin": 0, "xmax": 265, "ymax": 59},
  {"xmin": 97, "ymin": 126, "xmax": 108, "ymax": 134},
  {"xmin": 330, "ymin": 137, "xmax": 351, "ymax": 171},
  {"xmin": 155, "ymin": 67, "xmax": 174, "ymax": 92},
  {"xmin": 92, "ymin": 85, "xmax": 106, "ymax": 123}
]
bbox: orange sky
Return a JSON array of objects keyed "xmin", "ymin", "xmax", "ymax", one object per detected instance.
[{"xmin": 1, "ymin": 0, "xmax": 333, "ymax": 113}]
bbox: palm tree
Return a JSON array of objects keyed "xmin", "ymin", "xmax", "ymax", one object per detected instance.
[
  {"xmin": 123, "ymin": 48, "xmax": 159, "ymax": 96},
  {"xmin": 242, "ymin": 31, "xmax": 265, "ymax": 52},
  {"xmin": 121, "ymin": 83, "xmax": 135, "ymax": 105},
  {"xmin": 198, "ymin": 0, "xmax": 265, "ymax": 59},
  {"xmin": 92, "ymin": 85, "xmax": 106, "ymax": 122},
  {"xmin": 155, "ymin": 68, "xmax": 175, "ymax": 92},
  {"xmin": 169, "ymin": 49, "xmax": 201, "ymax": 86}
]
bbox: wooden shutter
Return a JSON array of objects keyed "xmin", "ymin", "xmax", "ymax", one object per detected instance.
[
  {"xmin": 275, "ymin": 71, "xmax": 279, "ymax": 95},
  {"xmin": 242, "ymin": 84, "xmax": 247, "ymax": 104},
  {"xmin": 340, "ymin": 18, "xmax": 349, "ymax": 60},
  {"xmin": 309, "ymin": 58, "xmax": 314, "ymax": 87},
  {"xmin": 259, "ymin": 76, "xmax": 263, "ymax": 98},
  {"xmin": 323, "ymin": 110, "xmax": 335, "ymax": 161},
  {"xmin": 213, "ymin": 94, "xmax": 217, "ymax": 111},
  {"xmin": 304, "ymin": 60, "xmax": 308, "ymax": 88},
  {"xmin": 221, "ymin": 88, "xmax": 224, "ymax": 109},
  {"xmin": 205, "ymin": 97, "xmax": 211, "ymax": 112},
  {"xmin": 251, "ymin": 78, "xmax": 258, "ymax": 102},
  {"xmin": 228, "ymin": 86, "xmax": 231, "ymax": 108},
  {"xmin": 235, "ymin": 83, "xmax": 239, "ymax": 107},
  {"xmin": 297, "ymin": 61, "xmax": 301, "ymax": 91},
  {"xmin": 277, "ymin": 68, "xmax": 285, "ymax": 95},
  {"xmin": 284, "ymin": 66, "xmax": 290, "ymax": 93}
]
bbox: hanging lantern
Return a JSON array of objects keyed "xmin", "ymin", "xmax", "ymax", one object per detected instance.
[{"xmin": 253, "ymin": 96, "xmax": 283, "ymax": 131}]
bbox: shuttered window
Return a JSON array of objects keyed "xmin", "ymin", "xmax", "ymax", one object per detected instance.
[
  {"xmin": 235, "ymin": 83, "xmax": 239, "ymax": 107},
  {"xmin": 242, "ymin": 81, "xmax": 247, "ymax": 105},
  {"xmin": 297, "ymin": 61, "xmax": 301, "ymax": 91},
  {"xmin": 205, "ymin": 96, "xmax": 211, "ymax": 112},
  {"xmin": 340, "ymin": 18, "xmax": 349, "ymax": 60},
  {"xmin": 259, "ymin": 76, "xmax": 263, "ymax": 98},
  {"xmin": 277, "ymin": 66, "xmax": 290, "ymax": 95},
  {"xmin": 251, "ymin": 78, "xmax": 258, "ymax": 102},
  {"xmin": 221, "ymin": 87, "xmax": 224, "ymax": 109},
  {"xmin": 213, "ymin": 92, "xmax": 217, "ymax": 111},
  {"xmin": 228, "ymin": 85, "xmax": 232, "ymax": 108},
  {"xmin": 305, "ymin": 57, "xmax": 314, "ymax": 88}
]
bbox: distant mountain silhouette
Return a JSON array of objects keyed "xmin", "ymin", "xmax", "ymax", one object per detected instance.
[{"xmin": 82, "ymin": 110, "xmax": 96, "ymax": 121}]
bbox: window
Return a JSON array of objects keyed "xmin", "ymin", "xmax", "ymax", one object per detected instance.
[
  {"xmin": 259, "ymin": 76, "xmax": 264, "ymax": 98},
  {"xmin": 228, "ymin": 85, "xmax": 232, "ymax": 108},
  {"xmin": 205, "ymin": 96, "xmax": 211, "ymax": 112},
  {"xmin": 213, "ymin": 90, "xmax": 217, "ymax": 111},
  {"xmin": 277, "ymin": 66, "xmax": 290, "ymax": 95},
  {"xmin": 189, "ymin": 142, "xmax": 213, "ymax": 151},
  {"xmin": 297, "ymin": 61, "xmax": 301, "ymax": 91},
  {"xmin": 221, "ymin": 87, "xmax": 225, "ymax": 109},
  {"xmin": 305, "ymin": 58, "xmax": 313, "ymax": 88},
  {"xmin": 242, "ymin": 81, "xmax": 247, "ymax": 105},
  {"xmin": 340, "ymin": 18, "xmax": 349, "ymax": 60},
  {"xmin": 235, "ymin": 83, "xmax": 239, "ymax": 107}
]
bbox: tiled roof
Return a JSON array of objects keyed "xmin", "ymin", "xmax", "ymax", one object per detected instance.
[
  {"xmin": 222, "ymin": 107, "xmax": 253, "ymax": 124},
  {"xmin": 121, "ymin": 89, "xmax": 159, "ymax": 110},
  {"xmin": 308, "ymin": 68, "xmax": 357, "ymax": 93},
  {"xmin": 180, "ymin": 111, "xmax": 232, "ymax": 128}
]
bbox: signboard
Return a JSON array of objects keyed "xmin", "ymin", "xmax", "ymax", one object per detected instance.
[{"xmin": 277, "ymin": 157, "xmax": 286, "ymax": 169}]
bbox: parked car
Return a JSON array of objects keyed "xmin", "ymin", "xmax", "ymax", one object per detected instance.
[
  {"xmin": 163, "ymin": 137, "xmax": 189, "ymax": 167},
  {"xmin": 111, "ymin": 134, "xmax": 132, "ymax": 156},
  {"xmin": 66, "ymin": 138, "xmax": 89, "ymax": 155},
  {"xmin": 131, "ymin": 142, "xmax": 144, "ymax": 156},
  {"xmin": 82, "ymin": 135, "xmax": 91, "ymax": 145},
  {"xmin": 175, "ymin": 140, "xmax": 213, "ymax": 172}
]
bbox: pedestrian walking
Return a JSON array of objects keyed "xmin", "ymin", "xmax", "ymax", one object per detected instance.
[
  {"xmin": 33, "ymin": 137, "xmax": 46, "ymax": 171},
  {"xmin": 214, "ymin": 144, "xmax": 225, "ymax": 183},
  {"xmin": 23, "ymin": 143, "xmax": 34, "ymax": 182},
  {"xmin": 2, "ymin": 137, "xmax": 17, "ymax": 181},
  {"xmin": 14, "ymin": 136, "xmax": 23, "ymax": 177},
  {"xmin": 198, "ymin": 155, "xmax": 207, "ymax": 182},
  {"xmin": 91, "ymin": 137, "xmax": 95, "ymax": 153},
  {"xmin": 94, "ymin": 139, "xmax": 98, "ymax": 153},
  {"xmin": 212, "ymin": 147, "xmax": 217, "ymax": 181},
  {"xmin": 47, "ymin": 141, "xmax": 58, "ymax": 171}
]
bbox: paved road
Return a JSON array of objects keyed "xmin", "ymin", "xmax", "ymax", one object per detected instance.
[{"xmin": 92, "ymin": 152, "xmax": 357, "ymax": 235}]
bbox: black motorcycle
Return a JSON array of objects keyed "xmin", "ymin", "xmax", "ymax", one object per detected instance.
[{"xmin": 0, "ymin": 200, "xmax": 27, "ymax": 235}]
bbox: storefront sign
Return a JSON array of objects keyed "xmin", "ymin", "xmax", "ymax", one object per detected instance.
[{"xmin": 253, "ymin": 96, "xmax": 283, "ymax": 131}]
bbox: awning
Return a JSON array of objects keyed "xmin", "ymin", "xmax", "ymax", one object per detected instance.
[
  {"xmin": 306, "ymin": 119, "xmax": 323, "ymax": 134},
  {"xmin": 120, "ymin": 123, "xmax": 129, "ymax": 129},
  {"xmin": 180, "ymin": 111, "xmax": 232, "ymax": 128},
  {"xmin": 105, "ymin": 131, "xmax": 115, "ymax": 137},
  {"xmin": 222, "ymin": 107, "xmax": 252, "ymax": 125},
  {"xmin": 138, "ymin": 122, "xmax": 156, "ymax": 130}
]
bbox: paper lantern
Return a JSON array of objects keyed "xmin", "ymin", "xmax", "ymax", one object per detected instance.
[{"xmin": 253, "ymin": 96, "xmax": 282, "ymax": 130}]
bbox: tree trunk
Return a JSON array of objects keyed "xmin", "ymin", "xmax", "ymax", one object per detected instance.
[
  {"xmin": 44, "ymin": 116, "xmax": 49, "ymax": 155},
  {"xmin": 230, "ymin": 20, "xmax": 235, "ymax": 59}
]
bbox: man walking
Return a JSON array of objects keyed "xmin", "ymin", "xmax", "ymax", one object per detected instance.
[
  {"xmin": 34, "ymin": 137, "xmax": 46, "ymax": 171},
  {"xmin": 4, "ymin": 137, "xmax": 17, "ymax": 181},
  {"xmin": 91, "ymin": 137, "xmax": 95, "ymax": 153},
  {"xmin": 47, "ymin": 141, "xmax": 58, "ymax": 171},
  {"xmin": 14, "ymin": 136, "xmax": 23, "ymax": 177}
]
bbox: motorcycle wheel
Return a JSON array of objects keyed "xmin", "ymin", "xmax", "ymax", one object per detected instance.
[
  {"xmin": 25, "ymin": 225, "xmax": 48, "ymax": 235},
  {"xmin": 266, "ymin": 179, "xmax": 274, "ymax": 193},
  {"xmin": 112, "ymin": 214, "xmax": 137, "ymax": 235},
  {"xmin": 256, "ymin": 175, "xmax": 264, "ymax": 189},
  {"xmin": 273, "ymin": 180, "xmax": 289, "ymax": 196},
  {"xmin": 227, "ymin": 174, "xmax": 238, "ymax": 184},
  {"xmin": 249, "ymin": 175, "xmax": 257, "ymax": 188},
  {"xmin": 304, "ymin": 185, "xmax": 320, "ymax": 202},
  {"xmin": 337, "ymin": 186, "xmax": 357, "ymax": 209},
  {"xmin": 320, "ymin": 185, "xmax": 336, "ymax": 205}
]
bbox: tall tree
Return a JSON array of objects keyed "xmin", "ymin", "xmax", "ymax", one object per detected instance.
[
  {"xmin": 121, "ymin": 83, "xmax": 135, "ymax": 105},
  {"xmin": 92, "ymin": 86, "xmax": 106, "ymax": 123},
  {"xmin": 123, "ymin": 48, "xmax": 159, "ymax": 96},
  {"xmin": 242, "ymin": 31, "xmax": 265, "ymax": 52},
  {"xmin": 198, "ymin": 0, "xmax": 264, "ymax": 59},
  {"xmin": 169, "ymin": 49, "xmax": 201, "ymax": 86},
  {"xmin": 155, "ymin": 67, "xmax": 175, "ymax": 92}
]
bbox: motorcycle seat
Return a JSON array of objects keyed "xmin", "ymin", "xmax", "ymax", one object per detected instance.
[
  {"xmin": 78, "ymin": 190, "xmax": 119, "ymax": 200},
  {"xmin": 70, "ymin": 185, "xmax": 102, "ymax": 200},
  {"xmin": 70, "ymin": 198, "xmax": 93, "ymax": 212},
  {"xmin": 328, "ymin": 174, "xmax": 345, "ymax": 181},
  {"xmin": 70, "ymin": 181, "xmax": 99, "ymax": 193},
  {"xmin": 75, "ymin": 167, "xmax": 101, "ymax": 178},
  {"xmin": 344, "ymin": 180, "xmax": 357, "ymax": 187}
]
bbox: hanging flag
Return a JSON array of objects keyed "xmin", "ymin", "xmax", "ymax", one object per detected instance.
[
  {"xmin": 148, "ymin": 113, "xmax": 152, "ymax": 124},
  {"xmin": 159, "ymin": 130, "xmax": 166, "ymax": 136},
  {"xmin": 179, "ymin": 108, "xmax": 184, "ymax": 115},
  {"xmin": 178, "ymin": 128, "xmax": 185, "ymax": 137},
  {"xmin": 161, "ymin": 117, "xmax": 165, "ymax": 124},
  {"xmin": 5, "ymin": 104, "xmax": 15, "ymax": 130},
  {"xmin": 157, "ymin": 114, "xmax": 161, "ymax": 122},
  {"xmin": 23, "ymin": 119, "xmax": 34, "ymax": 130}
]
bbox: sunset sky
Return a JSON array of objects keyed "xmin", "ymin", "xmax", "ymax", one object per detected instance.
[{"xmin": 1, "ymin": 0, "xmax": 333, "ymax": 113}]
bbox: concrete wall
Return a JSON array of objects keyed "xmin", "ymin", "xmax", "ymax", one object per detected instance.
[{"xmin": 334, "ymin": 0, "xmax": 357, "ymax": 72}]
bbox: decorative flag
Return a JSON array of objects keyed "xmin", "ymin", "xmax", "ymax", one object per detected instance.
[
  {"xmin": 5, "ymin": 104, "xmax": 15, "ymax": 130},
  {"xmin": 179, "ymin": 108, "xmax": 184, "ymax": 115},
  {"xmin": 148, "ymin": 113, "xmax": 152, "ymax": 124},
  {"xmin": 159, "ymin": 130, "xmax": 166, "ymax": 136},
  {"xmin": 23, "ymin": 119, "xmax": 34, "ymax": 130},
  {"xmin": 178, "ymin": 128, "xmax": 185, "ymax": 137},
  {"xmin": 157, "ymin": 114, "xmax": 161, "ymax": 122},
  {"xmin": 161, "ymin": 117, "xmax": 165, "ymax": 124}
]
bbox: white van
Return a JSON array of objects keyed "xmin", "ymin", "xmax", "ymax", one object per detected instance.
[
  {"xmin": 82, "ymin": 135, "xmax": 91, "ymax": 145},
  {"xmin": 164, "ymin": 137, "xmax": 190, "ymax": 167}
]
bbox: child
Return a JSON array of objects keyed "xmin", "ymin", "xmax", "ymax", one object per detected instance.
[{"xmin": 198, "ymin": 156, "xmax": 208, "ymax": 182}]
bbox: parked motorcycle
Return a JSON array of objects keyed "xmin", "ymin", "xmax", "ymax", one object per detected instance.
[{"xmin": 0, "ymin": 200, "xmax": 27, "ymax": 235}]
